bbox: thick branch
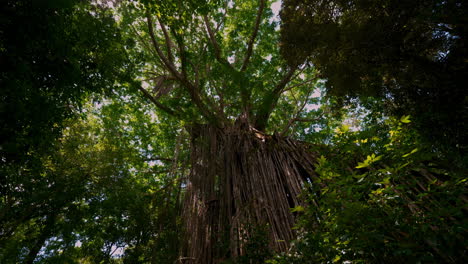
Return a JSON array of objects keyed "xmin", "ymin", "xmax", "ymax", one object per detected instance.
[
  {"xmin": 147, "ymin": 14, "xmax": 184, "ymax": 80},
  {"xmin": 254, "ymin": 67, "xmax": 296, "ymax": 130},
  {"xmin": 240, "ymin": 0, "xmax": 266, "ymax": 72},
  {"xmin": 147, "ymin": 13, "xmax": 221, "ymax": 124},
  {"xmin": 25, "ymin": 212, "xmax": 57, "ymax": 264}
]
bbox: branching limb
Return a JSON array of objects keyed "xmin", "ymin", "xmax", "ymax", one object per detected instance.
[
  {"xmin": 157, "ymin": 17, "xmax": 175, "ymax": 63},
  {"xmin": 280, "ymin": 88, "xmax": 317, "ymax": 136},
  {"xmin": 283, "ymin": 78, "xmax": 317, "ymax": 92},
  {"xmin": 254, "ymin": 67, "xmax": 296, "ymax": 130},
  {"xmin": 146, "ymin": 13, "xmax": 184, "ymax": 80},
  {"xmin": 203, "ymin": 15, "xmax": 233, "ymax": 68},
  {"xmin": 240, "ymin": 0, "xmax": 266, "ymax": 72},
  {"xmin": 147, "ymin": 13, "xmax": 221, "ymax": 124}
]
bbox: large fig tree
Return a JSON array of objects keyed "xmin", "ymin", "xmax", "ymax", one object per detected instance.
[{"xmin": 119, "ymin": 0, "xmax": 323, "ymax": 262}]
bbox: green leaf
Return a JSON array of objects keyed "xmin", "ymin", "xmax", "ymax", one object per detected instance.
[
  {"xmin": 355, "ymin": 161, "xmax": 369, "ymax": 168},
  {"xmin": 402, "ymin": 148, "xmax": 418, "ymax": 157},
  {"xmin": 332, "ymin": 255, "xmax": 341, "ymax": 263},
  {"xmin": 317, "ymin": 155, "xmax": 327, "ymax": 165},
  {"xmin": 341, "ymin": 124, "xmax": 350, "ymax": 133},
  {"xmin": 400, "ymin": 115, "xmax": 411, "ymax": 123},
  {"xmin": 356, "ymin": 154, "xmax": 382, "ymax": 168},
  {"xmin": 291, "ymin": 205, "xmax": 305, "ymax": 212}
]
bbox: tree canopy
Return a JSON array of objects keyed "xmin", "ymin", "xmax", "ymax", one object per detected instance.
[
  {"xmin": 1, "ymin": 0, "xmax": 467, "ymax": 263},
  {"xmin": 119, "ymin": 0, "xmax": 323, "ymax": 134}
]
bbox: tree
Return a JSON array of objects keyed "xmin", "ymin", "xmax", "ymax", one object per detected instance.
[
  {"xmin": 279, "ymin": 4, "xmax": 468, "ymax": 259},
  {"xmin": 0, "ymin": 0, "xmax": 128, "ymax": 262},
  {"xmin": 1, "ymin": 92, "xmax": 183, "ymax": 263},
  {"xmin": 118, "ymin": 0, "xmax": 324, "ymax": 262},
  {"xmin": 280, "ymin": 0, "xmax": 468, "ymax": 150},
  {"xmin": 3, "ymin": 0, "xmax": 466, "ymax": 263},
  {"xmin": 0, "ymin": 0, "xmax": 127, "ymax": 163}
]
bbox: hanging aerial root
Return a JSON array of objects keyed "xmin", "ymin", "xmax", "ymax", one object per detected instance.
[{"xmin": 180, "ymin": 122, "xmax": 319, "ymax": 263}]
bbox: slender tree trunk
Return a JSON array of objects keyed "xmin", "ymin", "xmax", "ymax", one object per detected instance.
[
  {"xmin": 180, "ymin": 121, "xmax": 319, "ymax": 263},
  {"xmin": 25, "ymin": 212, "xmax": 57, "ymax": 264}
]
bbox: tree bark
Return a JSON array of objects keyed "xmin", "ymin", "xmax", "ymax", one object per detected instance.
[
  {"xmin": 180, "ymin": 120, "xmax": 319, "ymax": 263},
  {"xmin": 25, "ymin": 212, "xmax": 57, "ymax": 264}
]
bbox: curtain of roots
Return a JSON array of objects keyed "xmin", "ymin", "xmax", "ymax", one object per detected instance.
[{"xmin": 180, "ymin": 122, "xmax": 319, "ymax": 263}]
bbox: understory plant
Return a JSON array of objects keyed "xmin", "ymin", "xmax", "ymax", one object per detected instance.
[{"xmin": 269, "ymin": 116, "xmax": 467, "ymax": 263}]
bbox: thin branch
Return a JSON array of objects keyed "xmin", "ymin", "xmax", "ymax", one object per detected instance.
[
  {"xmin": 147, "ymin": 13, "xmax": 220, "ymax": 124},
  {"xmin": 283, "ymin": 78, "xmax": 317, "ymax": 92},
  {"xmin": 240, "ymin": 0, "xmax": 266, "ymax": 72},
  {"xmin": 203, "ymin": 15, "xmax": 233, "ymax": 68},
  {"xmin": 109, "ymin": 245, "xmax": 123, "ymax": 257},
  {"xmin": 293, "ymin": 117, "xmax": 322, "ymax": 122},
  {"xmin": 157, "ymin": 17, "xmax": 175, "ymax": 63},
  {"xmin": 280, "ymin": 89, "xmax": 317, "ymax": 136},
  {"xmin": 203, "ymin": 15, "xmax": 222, "ymax": 60},
  {"xmin": 291, "ymin": 65, "xmax": 307, "ymax": 80},
  {"xmin": 130, "ymin": 24, "xmax": 165, "ymax": 68},
  {"xmin": 146, "ymin": 13, "xmax": 183, "ymax": 80},
  {"xmin": 215, "ymin": 0, "xmax": 229, "ymax": 33},
  {"xmin": 144, "ymin": 156, "xmax": 175, "ymax": 162},
  {"xmin": 274, "ymin": 68, "xmax": 297, "ymax": 95},
  {"xmin": 137, "ymin": 85, "xmax": 179, "ymax": 117},
  {"xmin": 170, "ymin": 27, "xmax": 189, "ymax": 79}
]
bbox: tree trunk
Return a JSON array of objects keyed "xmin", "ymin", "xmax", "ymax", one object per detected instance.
[
  {"xmin": 25, "ymin": 212, "xmax": 57, "ymax": 264},
  {"xmin": 180, "ymin": 120, "xmax": 319, "ymax": 263}
]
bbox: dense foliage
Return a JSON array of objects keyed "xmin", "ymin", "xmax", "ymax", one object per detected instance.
[
  {"xmin": 281, "ymin": 0, "xmax": 468, "ymax": 149},
  {"xmin": 269, "ymin": 117, "xmax": 467, "ymax": 263},
  {"xmin": 0, "ymin": 0, "xmax": 131, "ymax": 262},
  {"xmin": 1, "ymin": 0, "xmax": 466, "ymax": 263},
  {"xmin": 0, "ymin": 0, "xmax": 127, "ymax": 163}
]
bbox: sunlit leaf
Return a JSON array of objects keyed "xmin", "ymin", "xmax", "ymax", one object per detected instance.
[{"xmin": 400, "ymin": 115, "xmax": 411, "ymax": 123}]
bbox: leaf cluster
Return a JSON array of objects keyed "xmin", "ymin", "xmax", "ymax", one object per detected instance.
[{"xmin": 269, "ymin": 116, "xmax": 467, "ymax": 263}]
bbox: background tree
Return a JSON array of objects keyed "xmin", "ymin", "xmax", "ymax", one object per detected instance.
[
  {"xmin": 1, "ymin": 91, "xmax": 184, "ymax": 263},
  {"xmin": 280, "ymin": 0, "xmax": 468, "ymax": 151},
  {"xmin": 0, "ymin": 0, "xmax": 129, "ymax": 262},
  {"xmin": 276, "ymin": 1, "xmax": 468, "ymax": 262},
  {"xmin": 0, "ymin": 0, "xmax": 127, "ymax": 163}
]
